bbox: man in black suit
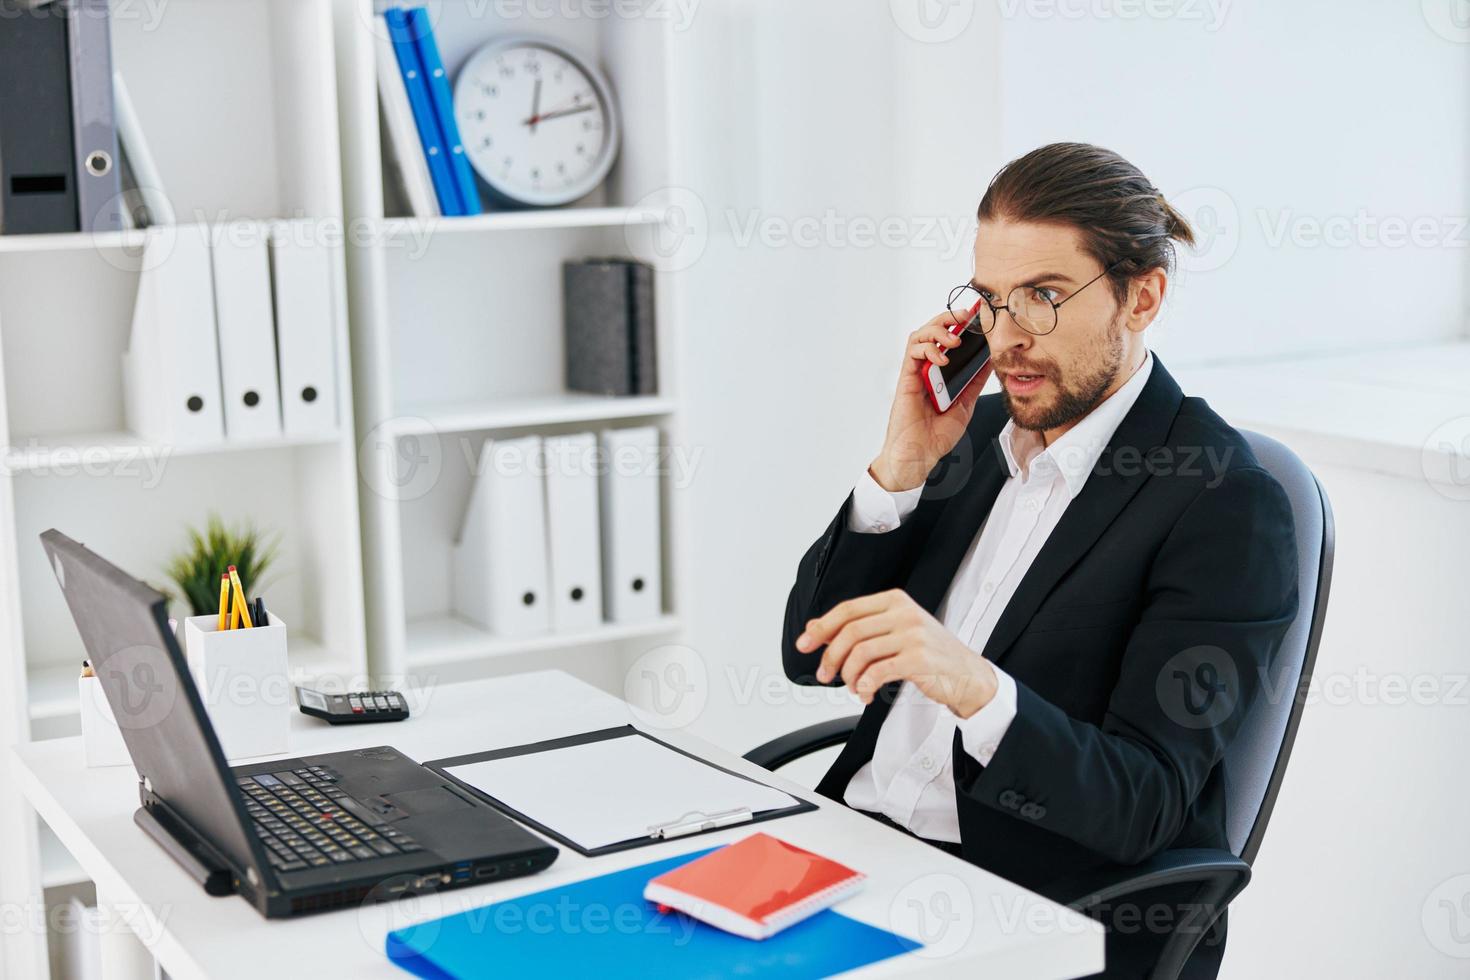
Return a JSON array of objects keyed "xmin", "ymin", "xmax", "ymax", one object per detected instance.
[{"xmin": 781, "ymin": 143, "xmax": 1298, "ymax": 979}]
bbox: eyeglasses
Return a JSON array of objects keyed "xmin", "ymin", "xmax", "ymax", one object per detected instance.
[{"xmin": 946, "ymin": 261, "xmax": 1121, "ymax": 337}]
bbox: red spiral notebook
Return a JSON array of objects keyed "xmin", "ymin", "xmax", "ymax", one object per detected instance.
[{"xmin": 643, "ymin": 833, "xmax": 866, "ymax": 940}]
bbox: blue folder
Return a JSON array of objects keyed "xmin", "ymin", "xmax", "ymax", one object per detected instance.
[
  {"xmin": 407, "ymin": 7, "xmax": 481, "ymax": 216},
  {"xmin": 385, "ymin": 847, "xmax": 921, "ymax": 979},
  {"xmin": 384, "ymin": 8, "xmax": 463, "ymax": 215}
]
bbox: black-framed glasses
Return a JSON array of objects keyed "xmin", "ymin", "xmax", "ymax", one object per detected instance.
[{"xmin": 946, "ymin": 261, "xmax": 1121, "ymax": 337}]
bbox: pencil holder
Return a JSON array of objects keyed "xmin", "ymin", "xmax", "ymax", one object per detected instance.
[
  {"xmin": 78, "ymin": 673, "xmax": 133, "ymax": 768},
  {"xmin": 183, "ymin": 610, "xmax": 290, "ymax": 760}
]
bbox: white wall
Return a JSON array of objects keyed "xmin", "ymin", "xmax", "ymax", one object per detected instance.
[
  {"xmin": 664, "ymin": 0, "xmax": 1006, "ymax": 750},
  {"xmin": 993, "ymin": 0, "xmax": 1470, "ymax": 364},
  {"xmin": 665, "ymin": 2, "xmax": 1469, "ymax": 978}
]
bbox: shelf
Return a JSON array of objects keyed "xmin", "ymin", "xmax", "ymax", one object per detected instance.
[
  {"xmin": 384, "ymin": 393, "xmax": 676, "ymax": 438},
  {"xmin": 3, "ymin": 429, "xmax": 342, "ymax": 474},
  {"xmin": 379, "ymin": 205, "xmax": 669, "ymax": 239},
  {"xmin": 27, "ymin": 635, "xmax": 360, "ymax": 723},
  {"xmin": 39, "ymin": 823, "xmax": 88, "ymax": 890},
  {"xmin": 0, "ymin": 229, "xmax": 151, "ymax": 255},
  {"xmin": 404, "ymin": 613, "xmax": 681, "ymax": 669}
]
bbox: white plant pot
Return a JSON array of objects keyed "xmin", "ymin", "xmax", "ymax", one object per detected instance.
[
  {"xmin": 183, "ymin": 610, "xmax": 291, "ymax": 760},
  {"xmin": 78, "ymin": 673, "xmax": 134, "ymax": 768}
]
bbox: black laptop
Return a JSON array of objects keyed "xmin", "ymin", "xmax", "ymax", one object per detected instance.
[{"xmin": 41, "ymin": 529, "xmax": 558, "ymax": 918}]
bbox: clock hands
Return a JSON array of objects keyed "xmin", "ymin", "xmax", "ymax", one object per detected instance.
[
  {"xmin": 529, "ymin": 78, "xmax": 542, "ymax": 134},
  {"xmin": 521, "ymin": 102, "xmax": 595, "ymax": 128}
]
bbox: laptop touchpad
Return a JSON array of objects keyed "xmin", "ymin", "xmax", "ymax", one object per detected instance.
[{"xmin": 382, "ymin": 786, "xmax": 474, "ymax": 816}]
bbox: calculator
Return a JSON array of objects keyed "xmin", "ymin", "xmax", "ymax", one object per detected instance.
[{"xmin": 295, "ymin": 687, "xmax": 410, "ymax": 724}]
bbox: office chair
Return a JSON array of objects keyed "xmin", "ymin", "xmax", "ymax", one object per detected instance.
[{"xmin": 745, "ymin": 431, "xmax": 1334, "ymax": 980}]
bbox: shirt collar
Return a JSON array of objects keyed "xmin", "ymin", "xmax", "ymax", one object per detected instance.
[{"xmin": 998, "ymin": 349, "xmax": 1154, "ymax": 499}]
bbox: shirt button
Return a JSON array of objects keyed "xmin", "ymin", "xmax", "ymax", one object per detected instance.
[
  {"xmin": 983, "ymin": 582, "xmax": 995, "ymax": 593},
  {"xmin": 920, "ymin": 756, "xmax": 935, "ymax": 771},
  {"xmin": 982, "ymin": 742, "xmax": 998, "ymax": 757},
  {"xmin": 873, "ymin": 522, "xmax": 889, "ymax": 532}
]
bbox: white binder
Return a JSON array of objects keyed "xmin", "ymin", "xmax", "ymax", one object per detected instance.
[
  {"xmin": 122, "ymin": 223, "xmax": 225, "ymax": 446},
  {"xmin": 212, "ymin": 222, "xmax": 282, "ymax": 441},
  {"xmin": 544, "ymin": 433, "xmax": 604, "ymax": 632},
  {"xmin": 452, "ymin": 434, "xmax": 552, "ymax": 636},
  {"xmin": 599, "ymin": 426, "xmax": 664, "ymax": 623},
  {"xmin": 268, "ymin": 220, "xmax": 339, "ymax": 438},
  {"xmin": 373, "ymin": 16, "xmax": 439, "ymax": 218}
]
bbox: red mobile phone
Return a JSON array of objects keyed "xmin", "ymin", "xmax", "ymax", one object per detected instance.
[{"xmin": 921, "ymin": 301, "xmax": 991, "ymax": 413}]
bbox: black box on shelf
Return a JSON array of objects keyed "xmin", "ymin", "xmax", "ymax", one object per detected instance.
[{"xmin": 562, "ymin": 258, "xmax": 657, "ymax": 397}]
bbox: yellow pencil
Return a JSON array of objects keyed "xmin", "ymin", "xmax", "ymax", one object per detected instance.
[
  {"xmin": 228, "ymin": 565, "xmax": 254, "ymax": 629},
  {"xmin": 217, "ymin": 573, "xmax": 231, "ymax": 631}
]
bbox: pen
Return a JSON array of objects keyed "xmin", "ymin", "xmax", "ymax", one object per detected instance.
[{"xmin": 650, "ymin": 807, "xmax": 754, "ymax": 840}]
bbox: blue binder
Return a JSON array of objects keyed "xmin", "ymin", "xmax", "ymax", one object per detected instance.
[
  {"xmin": 384, "ymin": 8, "xmax": 462, "ymax": 215},
  {"xmin": 385, "ymin": 847, "xmax": 920, "ymax": 979},
  {"xmin": 407, "ymin": 7, "xmax": 481, "ymax": 216}
]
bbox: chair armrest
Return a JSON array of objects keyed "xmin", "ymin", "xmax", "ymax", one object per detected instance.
[
  {"xmin": 1052, "ymin": 847, "xmax": 1251, "ymax": 912},
  {"xmin": 743, "ymin": 715, "xmax": 860, "ymax": 771},
  {"xmin": 1052, "ymin": 848, "xmax": 1250, "ymax": 980}
]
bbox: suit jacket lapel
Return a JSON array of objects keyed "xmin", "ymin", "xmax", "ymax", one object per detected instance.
[{"xmin": 981, "ymin": 356, "xmax": 1185, "ymax": 670}]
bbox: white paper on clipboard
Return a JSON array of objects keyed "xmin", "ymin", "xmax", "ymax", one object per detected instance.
[{"xmin": 442, "ymin": 734, "xmax": 802, "ymax": 851}]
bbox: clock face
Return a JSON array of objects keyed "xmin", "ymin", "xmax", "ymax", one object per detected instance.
[{"xmin": 454, "ymin": 38, "xmax": 620, "ymax": 208}]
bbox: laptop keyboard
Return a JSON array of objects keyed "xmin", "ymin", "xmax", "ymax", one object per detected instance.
[{"xmin": 235, "ymin": 766, "xmax": 423, "ymax": 873}]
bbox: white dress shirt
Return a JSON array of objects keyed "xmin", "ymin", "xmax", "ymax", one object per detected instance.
[{"xmin": 842, "ymin": 351, "xmax": 1154, "ymax": 842}]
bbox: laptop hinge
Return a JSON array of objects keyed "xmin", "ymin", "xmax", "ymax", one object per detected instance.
[{"xmin": 134, "ymin": 802, "xmax": 238, "ymax": 897}]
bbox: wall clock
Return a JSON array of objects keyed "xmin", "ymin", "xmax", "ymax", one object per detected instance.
[{"xmin": 453, "ymin": 36, "xmax": 621, "ymax": 208}]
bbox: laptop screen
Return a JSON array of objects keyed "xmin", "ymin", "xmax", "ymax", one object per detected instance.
[{"xmin": 40, "ymin": 530, "xmax": 265, "ymax": 884}]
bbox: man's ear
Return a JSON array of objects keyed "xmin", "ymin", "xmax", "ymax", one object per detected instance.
[{"xmin": 1126, "ymin": 268, "xmax": 1167, "ymax": 332}]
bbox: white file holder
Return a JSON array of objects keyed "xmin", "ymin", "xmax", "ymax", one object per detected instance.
[
  {"xmin": 544, "ymin": 432, "xmax": 604, "ymax": 632},
  {"xmin": 268, "ymin": 219, "xmax": 339, "ymax": 438},
  {"xmin": 122, "ymin": 223, "xmax": 226, "ymax": 446},
  {"xmin": 452, "ymin": 434, "xmax": 553, "ymax": 637},
  {"xmin": 213, "ymin": 220, "xmax": 283, "ymax": 441},
  {"xmin": 78, "ymin": 673, "xmax": 133, "ymax": 768},
  {"xmin": 599, "ymin": 426, "xmax": 664, "ymax": 623},
  {"xmin": 183, "ymin": 610, "xmax": 290, "ymax": 760}
]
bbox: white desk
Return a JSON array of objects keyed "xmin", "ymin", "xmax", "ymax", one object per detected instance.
[{"xmin": 9, "ymin": 670, "xmax": 1103, "ymax": 978}]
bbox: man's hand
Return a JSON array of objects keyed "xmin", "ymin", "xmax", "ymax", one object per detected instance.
[
  {"xmin": 794, "ymin": 589, "xmax": 998, "ymax": 718},
  {"xmin": 870, "ymin": 310, "xmax": 993, "ymax": 492}
]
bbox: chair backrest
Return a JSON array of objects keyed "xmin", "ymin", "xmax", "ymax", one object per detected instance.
[{"xmin": 1223, "ymin": 431, "xmax": 1334, "ymax": 862}]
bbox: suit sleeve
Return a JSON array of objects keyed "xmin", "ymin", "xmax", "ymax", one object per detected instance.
[
  {"xmin": 952, "ymin": 466, "xmax": 1299, "ymax": 865},
  {"xmin": 781, "ymin": 490, "xmax": 931, "ymax": 686}
]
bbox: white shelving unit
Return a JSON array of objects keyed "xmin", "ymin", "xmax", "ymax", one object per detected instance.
[
  {"xmin": 0, "ymin": 1, "xmax": 368, "ymax": 973},
  {"xmin": 331, "ymin": 0, "xmax": 689, "ymax": 683}
]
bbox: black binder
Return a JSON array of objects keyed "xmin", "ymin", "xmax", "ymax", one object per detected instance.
[
  {"xmin": 562, "ymin": 259, "xmax": 658, "ymax": 397},
  {"xmin": 0, "ymin": 0, "xmax": 80, "ymax": 235},
  {"xmin": 427, "ymin": 726, "xmax": 817, "ymax": 857}
]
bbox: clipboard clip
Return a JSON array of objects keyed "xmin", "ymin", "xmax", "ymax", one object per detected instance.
[{"xmin": 647, "ymin": 807, "xmax": 754, "ymax": 840}]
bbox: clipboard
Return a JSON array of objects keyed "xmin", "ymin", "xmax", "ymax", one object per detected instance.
[{"xmin": 426, "ymin": 726, "xmax": 817, "ymax": 856}]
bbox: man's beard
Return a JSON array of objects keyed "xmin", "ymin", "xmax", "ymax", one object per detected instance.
[{"xmin": 1002, "ymin": 314, "xmax": 1127, "ymax": 433}]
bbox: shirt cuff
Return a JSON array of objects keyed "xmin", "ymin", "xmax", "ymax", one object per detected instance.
[
  {"xmin": 957, "ymin": 665, "xmax": 1018, "ymax": 766},
  {"xmin": 847, "ymin": 469, "xmax": 923, "ymax": 534}
]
